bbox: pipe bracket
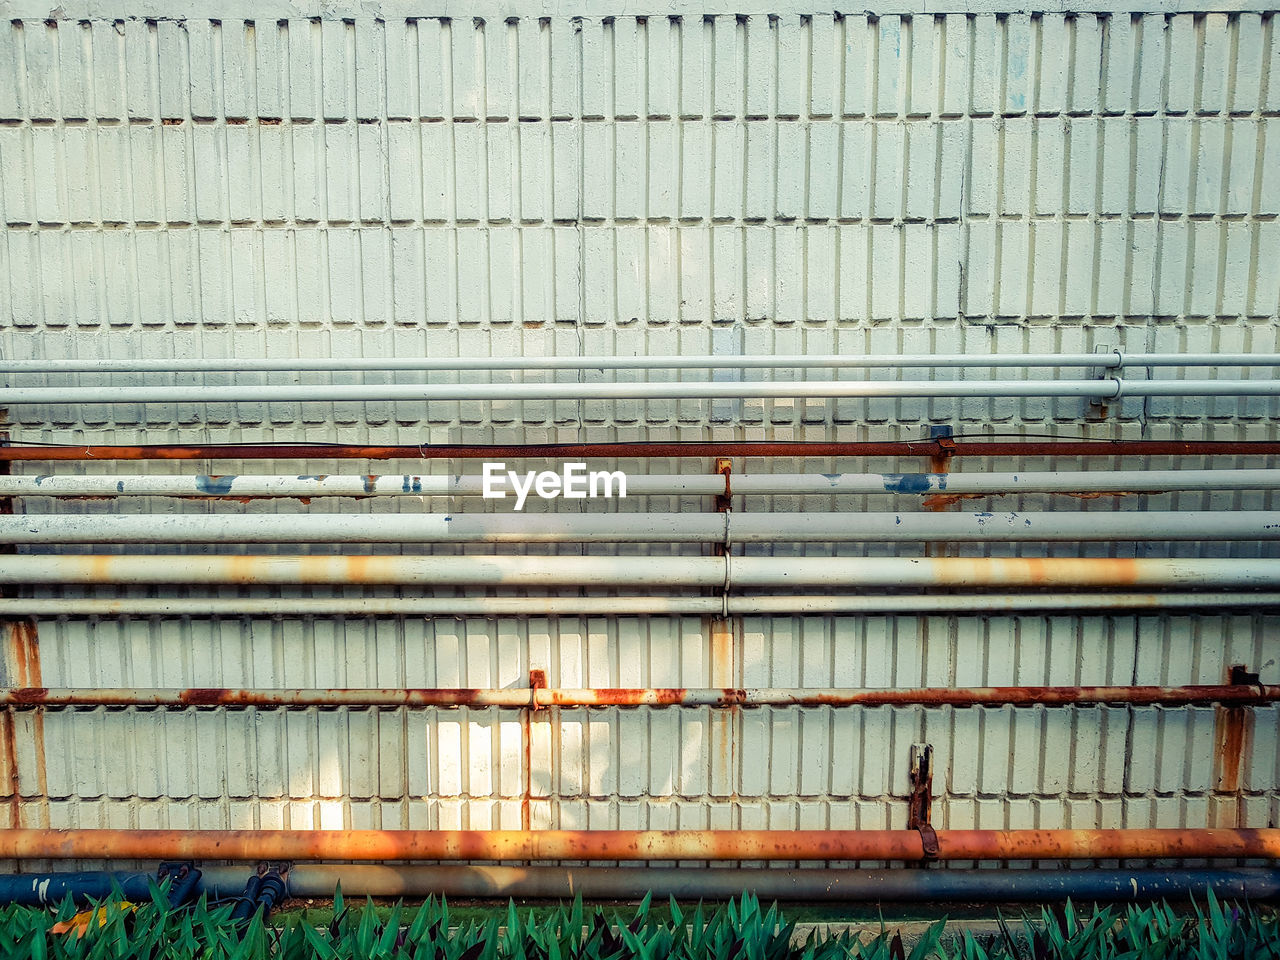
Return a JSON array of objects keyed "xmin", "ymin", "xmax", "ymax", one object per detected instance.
[
  {"xmin": 529, "ymin": 670, "xmax": 547, "ymax": 712},
  {"xmin": 714, "ymin": 459, "xmax": 733, "ymax": 618},
  {"xmin": 908, "ymin": 743, "xmax": 937, "ymax": 862},
  {"xmin": 917, "ymin": 823, "xmax": 940, "ymax": 860}
]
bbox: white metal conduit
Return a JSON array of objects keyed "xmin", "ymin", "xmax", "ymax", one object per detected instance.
[
  {"xmin": 3, "ymin": 555, "xmax": 1279, "ymax": 587},
  {"xmin": 7, "ymin": 593, "xmax": 1280, "ymax": 617},
  {"xmin": 3, "ymin": 353, "xmax": 1279, "ymax": 372},
  {"xmin": 1, "ymin": 380, "xmax": 1278, "ymax": 405},
  {"xmin": 6, "ymin": 469, "xmax": 1280, "ymax": 499},
  {"xmin": 6, "ymin": 511, "xmax": 1280, "ymax": 543}
]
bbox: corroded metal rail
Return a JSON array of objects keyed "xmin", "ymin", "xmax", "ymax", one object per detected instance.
[
  {"xmin": 2, "ymin": 828, "xmax": 1277, "ymax": 862},
  {"xmin": 2, "ymin": 684, "xmax": 1275, "ymax": 709}
]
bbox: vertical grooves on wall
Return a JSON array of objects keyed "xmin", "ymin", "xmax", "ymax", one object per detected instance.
[{"xmin": 3, "ymin": 7, "xmax": 1280, "ymax": 842}]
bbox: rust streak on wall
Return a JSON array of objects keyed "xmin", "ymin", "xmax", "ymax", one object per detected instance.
[
  {"xmin": 523, "ymin": 670, "xmax": 547, "ymax": 832},
  {"xmin": 1214, "ymin": 706, "xmax": 1254, "ymax": 826},
  {"xmin": 0, "ymin": 424, "xmax": 45, "ymax": 830},
  {"xmin": 1215, "ymin": 704, "xmax": 1250, "ymax": 791},
  {"xmin": 6, "ymin": 622, "xmax": 45, "ymax": 830},
  {"xmin": 0, "ymin": 708, "xmax": 17, "ymax": 828},
  {"xmin": 1213, "ymin": 666, "xmax": 1259, "ymax": 828},
  {"xmin": 709, "ymin": 618, "xmax": 737, "ymax": 801}
]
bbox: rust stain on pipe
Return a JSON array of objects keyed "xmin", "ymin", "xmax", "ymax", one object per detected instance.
[
  {"xmin": 4, "ymin": 440, "xmax": 1280, "ymax": 462},
  {"xmin": 933, "ymin": 829, "xmax": 1280, "ymax": 861},
  {"xmin": 10, "ymin": 554, "xmax": 1215, "ymax": 589},
  {"xmin": 540, "ymin": 688, "xmax": 696, "ymax": 707},
  {"xmin": 919, "ymin": 491, "xmax": 1145, "ymax": 509},
  {"xmin": 1, "ymin": 828, "xmax": 1277, "ymax": 862}
]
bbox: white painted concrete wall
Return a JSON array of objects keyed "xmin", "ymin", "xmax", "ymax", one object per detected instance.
[{"xmin": 1, "ymin": 2, "xmax": 1278, "ymax": 866}]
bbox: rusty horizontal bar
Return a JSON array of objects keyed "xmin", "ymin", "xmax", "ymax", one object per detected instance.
[
  {"xmin": 2, "ymin": 828, "xmax": 1277, "ymax": 862},
  {"xmin": 4, "ymin": 440, "xmax": 1280, "ymax": 462},
  {"xmin": 2, "ymin": 684, "xmax": 1274, "ymax": 709}
]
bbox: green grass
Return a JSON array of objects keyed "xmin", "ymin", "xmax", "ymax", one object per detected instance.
[
  {"xmin": 3, "ymin": 882, "xmax": 1278, "ymax": 960},
  {"xmin": 272, "ymin": 901, "xmax": 989, "ymax": 927}
]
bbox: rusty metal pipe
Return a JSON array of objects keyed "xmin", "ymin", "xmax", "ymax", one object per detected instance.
[
  {"xmin": 4, "ymin": 440, "xmax": 1280, "ymax": 462},
  {"xmin": 3, "ymin": 684, "xmax": 1276, "ymax": 709},
  {"xmin": 6, "ymin": 592, "xmax": 1280, "ymax": 617},
  {"xmin": 3, "ymin": 555, "xmax": 1279, "ymax": 588},
  {"xmin": 1, "ymin": 829, "xmax": 1277, "ymax": 862}
]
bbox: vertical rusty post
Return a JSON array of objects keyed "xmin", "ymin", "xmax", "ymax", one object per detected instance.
[
  {"xmin": 522, "ymin": 669, "xmax": 547, "ymax": 832},
  {"xmin": 1213, "ymin": 664, "xmax": 1258, "ymax": 827}
]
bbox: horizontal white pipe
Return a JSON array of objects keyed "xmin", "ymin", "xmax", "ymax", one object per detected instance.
[
  {"xmin": 5, "ymin": 593, "xmax": 1280, "ymax": 617},
  {"xmin": 3, "ymin": 555, "xmax": 1278, "ymax": 587},
  {"xmin": 2, "ymin": 353, "xmax": 1277, "ymax": 373},
  {"xmin": 0, "ymin": 379, "xmax": 1278, "ymax": 405},
  {"xmin": 7, "ymin": 469, "xmax": 1280, "ymax": 499},
  {"xmin": 6, "ymin": 511, "xmax": 1280, "ymax": 543}
]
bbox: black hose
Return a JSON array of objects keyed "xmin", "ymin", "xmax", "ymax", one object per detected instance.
[
  {"xmin": 157, "ymin": 863, "xmax": 202, "ymax": 908},
  {"xmin": 254, "ymin": 872, "xmax": 286, "ymax": 918},
  {"xmin": 0, "ymin": 872, "xmax": 154, "ymax": 905},
  {"xmin": 228, "ymin": 875, "xmax": 263, "ymax": 923}
]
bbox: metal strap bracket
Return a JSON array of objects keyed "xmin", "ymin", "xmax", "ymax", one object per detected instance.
[
  {"xmin": 908, "ymin": 743, "xmax": 939, "ymax": 861},
  {"xmin": 529, "ymin": 669, "xmax": 547, "ymax": 712}
]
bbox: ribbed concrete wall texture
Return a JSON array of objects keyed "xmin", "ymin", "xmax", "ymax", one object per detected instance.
[{"xmin": 1, "ymin": 0, "xmax": 1278, "ymax": 870}]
